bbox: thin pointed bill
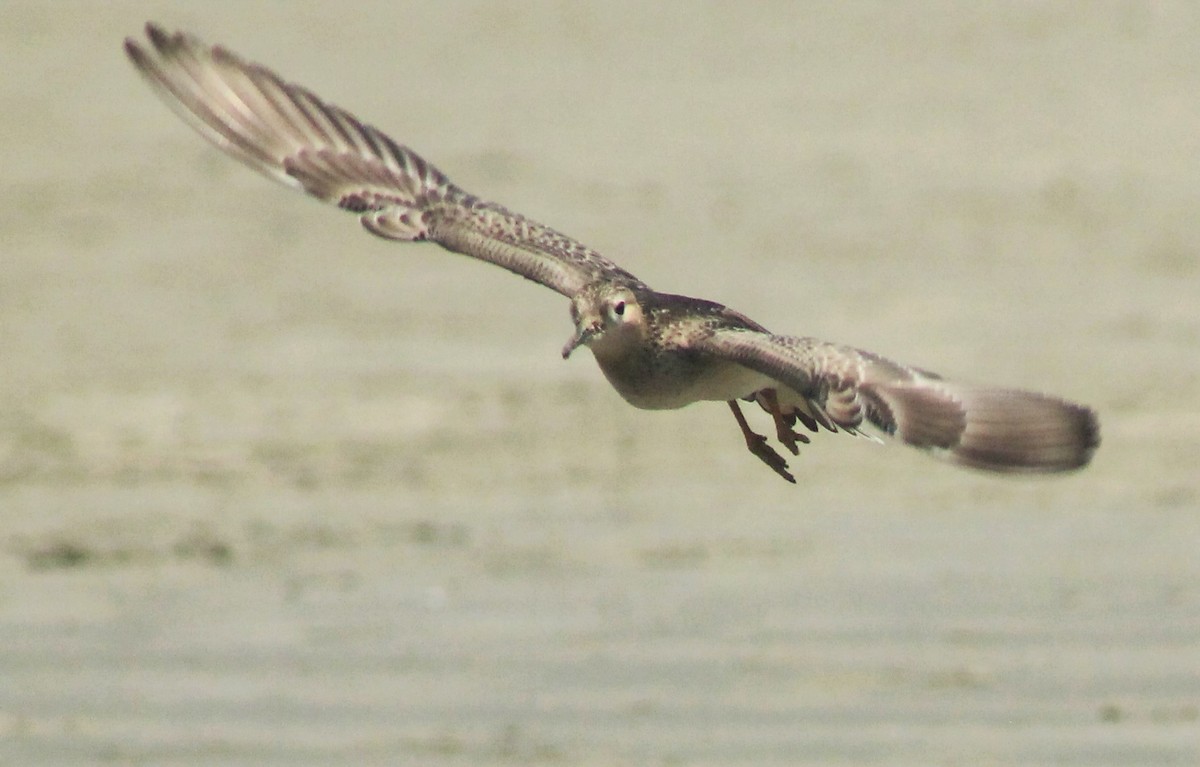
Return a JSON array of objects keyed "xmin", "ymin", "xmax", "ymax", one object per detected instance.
[{"xmin": 561, "ymin": 326, "xmax": 598, "ymax": 359}]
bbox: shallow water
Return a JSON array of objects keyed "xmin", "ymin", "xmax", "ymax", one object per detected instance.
[{"xmin": 2, "ymin": 3, "xmax": 1198, "ymax": 765}]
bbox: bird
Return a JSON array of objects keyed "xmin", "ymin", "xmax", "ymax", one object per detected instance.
[{"xmin": 124, "ymin": 23, "xmax": 1099, "ymax": 484}]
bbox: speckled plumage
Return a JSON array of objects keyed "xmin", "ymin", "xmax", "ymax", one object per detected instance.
[{"xmin": 125, "ymin": 23, "xmax": 1100, "ymax": 483}]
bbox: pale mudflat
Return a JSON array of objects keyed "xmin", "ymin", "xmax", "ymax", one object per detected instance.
[{"xmin": 2, "ymin": 4, "xmax": 1197, "ymax": 766}]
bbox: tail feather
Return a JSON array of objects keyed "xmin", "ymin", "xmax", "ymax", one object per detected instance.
[{"xmin": 867, "ymin": 381, "xmax": 1099, "ymax": 473}]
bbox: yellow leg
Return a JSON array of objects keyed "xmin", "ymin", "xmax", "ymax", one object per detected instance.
[
  {"xmin": 758, "ymin": 389, "xmax": 811, "ymax": 456},
  {"xmin": 727, "ymin": 400, "xmax": 796, "ymax": 484}
]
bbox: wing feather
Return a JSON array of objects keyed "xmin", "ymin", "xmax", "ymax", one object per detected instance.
[
  {"xmin": 125, "ymin": 23, "xmax": 643, "ymax": 297},
  {"xmin": 695, "ymin": 328, "xmax": 1099, "ymax": 473}
]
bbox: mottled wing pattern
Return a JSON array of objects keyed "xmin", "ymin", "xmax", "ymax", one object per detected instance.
[
  {"xmin": 695, "ymin": 328, "xmax": 1100, "ymax": 473},
  {"xmin": 124, "ymin": 23, "xmax": 644, "ymax": 297}
]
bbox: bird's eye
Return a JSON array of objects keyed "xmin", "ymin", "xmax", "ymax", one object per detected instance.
[{"xmin": 613, "ymin": 300, "xmax": 626, "ymax": 317}]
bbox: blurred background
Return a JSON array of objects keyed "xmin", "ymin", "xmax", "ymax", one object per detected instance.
[{"xmin": 1, "ymin": 2, "xmax": 1197, "ymax": 765}]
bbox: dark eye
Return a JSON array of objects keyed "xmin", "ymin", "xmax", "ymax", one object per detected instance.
[{"xmin": 613, "ymin": 300, "xmax": 626, "ymax": 317}]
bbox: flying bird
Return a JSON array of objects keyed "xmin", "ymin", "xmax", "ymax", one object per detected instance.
[{"xmin": 124, "ymin": 23, "xmax": 1099, "ymax": 483}]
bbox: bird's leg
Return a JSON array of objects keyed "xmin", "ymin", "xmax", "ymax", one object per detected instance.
[
  {"xmin": 727, "ymin": 400, "xmax": 796, "ymax": 484},
  {"xmin": 757, "ymin": 389, "xmax": 811, "ymax": 456}
]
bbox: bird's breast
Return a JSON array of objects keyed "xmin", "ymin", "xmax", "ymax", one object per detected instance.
[{"xmin": 590, "ymin": 348, "xmax": 772, "ymax": 410}]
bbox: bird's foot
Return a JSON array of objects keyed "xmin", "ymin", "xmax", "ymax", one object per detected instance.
[
  {"xmin": 758, "ymin": 389, "xmax": 810, "ymax": 456},
  {"xmin": 745, "ymin": 431, "xmax": 797, "ymax": 483},
  {"xmin": 774, "ymin": 423, "xmax": 810, "ymax": 456},
  {"xmin": 728, "ymin": 399, "xmax": 796, "ymax": 483}
]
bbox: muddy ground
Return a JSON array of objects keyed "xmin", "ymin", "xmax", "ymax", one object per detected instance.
[{"xmin": 2, "ymin": 3, "xmax": 1197, "ymax": 765}]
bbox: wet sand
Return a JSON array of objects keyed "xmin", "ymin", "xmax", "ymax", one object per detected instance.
[{"xmin": 2, "ymin": 3, "xmax": 1198, "ymax": 765}]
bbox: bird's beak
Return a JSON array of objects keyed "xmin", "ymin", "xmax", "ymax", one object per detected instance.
[{"xmin": 561, "ymin": 324, "xmax": 598, "ymax": 359}]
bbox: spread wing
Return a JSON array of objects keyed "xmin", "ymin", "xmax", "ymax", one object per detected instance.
[
  {"xmin": 124, "ymin": 23, "xmax": 645, "ymax": 297},
  {"xmin": 695, "ymin": 328, "xmax": 1100, "ymax": 473}
]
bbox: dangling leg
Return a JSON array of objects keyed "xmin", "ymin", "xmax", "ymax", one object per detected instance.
[
  {"xmin": 727, "ymin": 400, "xmax": 795, "ymax": 483},
  {"xmin": 758, "ymin": 389, "xmax": 811, "ymax": 456}
]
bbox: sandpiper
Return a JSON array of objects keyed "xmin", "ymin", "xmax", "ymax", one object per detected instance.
[{"xmin": 125, "ymin": 23, "xmax": 1099, "ymax": 483}]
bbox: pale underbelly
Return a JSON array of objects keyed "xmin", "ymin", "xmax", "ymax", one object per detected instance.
[{"xmin": 597, "ymin": 357, "xmax": 775, "ymax": 411}]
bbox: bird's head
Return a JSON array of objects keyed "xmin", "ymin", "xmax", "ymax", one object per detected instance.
[{"xmin": 562, "ymin": 283, "xmax": 644, "ymax": 359}]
